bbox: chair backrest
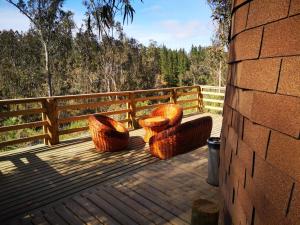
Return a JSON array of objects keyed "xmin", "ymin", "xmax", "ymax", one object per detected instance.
[
  {"xmin": 149, "ymin": 116, "xmax": 213, "ymax": 159},
  {"xmin": 88, "ymin": 114, "xmax": 128, "ymax": 134},
  {"xmin": 151, "ymin": 104, "xmax": 183, "ymax": 127}
]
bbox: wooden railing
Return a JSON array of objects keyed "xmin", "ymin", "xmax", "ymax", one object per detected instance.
[
  {"xmin": 201, "ymin": 85, "xmax": 225, "ymax": 112},
  {"xmin": 2, "ymin": 85, "xmax": 223, "ymax": 149}
]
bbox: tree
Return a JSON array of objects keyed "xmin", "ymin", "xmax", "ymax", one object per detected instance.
[
  {"xmin": 84, "ymin": 0, "xmax": 141, "ymax": 43},
  {"xmin": 207, "ymin": 0, "xmax": 231, "ymax": 88},
  {"xmin": 207, "ymin": 0, "xmax": 232, "ymax": 49},
  {"xmin": 6, "ymin": 0, "xmax": 70, "ymax": 96}
]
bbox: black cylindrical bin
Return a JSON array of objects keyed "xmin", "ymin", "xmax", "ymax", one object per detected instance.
[{"xmin": 207, "ymin": 137, "xmax": 220, "ymax": 186}]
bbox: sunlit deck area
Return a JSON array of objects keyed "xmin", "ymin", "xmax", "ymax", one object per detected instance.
[{"xmin": 0, "ymin": 113, "xmax": 222, "ymax": 225}]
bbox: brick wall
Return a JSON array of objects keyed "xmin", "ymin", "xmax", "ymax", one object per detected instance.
[{"xmin": 220, "ymin": 0, "xmax": 300, "ymax": 224}]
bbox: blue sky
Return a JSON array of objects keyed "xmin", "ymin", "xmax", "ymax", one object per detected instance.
[{"xmin": 0, "ymin": 0, "xmax": 214, "ymax": 50}]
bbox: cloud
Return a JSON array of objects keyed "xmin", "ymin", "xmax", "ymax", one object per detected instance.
[{"xmin": 160, "ymin": 19, "xmax": 208, "ymax": 39}]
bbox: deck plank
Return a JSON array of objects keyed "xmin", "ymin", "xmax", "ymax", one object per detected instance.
[{"xmin": 0, "ymin": 113, "xmax": 222, "ymax": 224}]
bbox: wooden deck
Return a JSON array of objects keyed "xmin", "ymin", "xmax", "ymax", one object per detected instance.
[{"xmin": 0, "ymin": 113, "xmax": 222, "ymax": 225}]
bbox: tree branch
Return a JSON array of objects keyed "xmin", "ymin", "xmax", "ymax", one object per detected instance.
[{"xmin": 6, "ymin": 0, "xmax": 36, "ymax": 25}]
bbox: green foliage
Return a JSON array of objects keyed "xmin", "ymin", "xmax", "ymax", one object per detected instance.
[
  {"xmin": 0, "ymin": 27, "xmax": 228, "ymax": 100},
  {"xmin": 207, "ymin": 0, "xmax": 232, "ymax": 48}
]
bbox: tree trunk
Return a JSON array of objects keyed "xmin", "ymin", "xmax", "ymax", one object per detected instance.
[{"xmin": 43, "ymin": 41, "xmax": 53, "ymax": 96}]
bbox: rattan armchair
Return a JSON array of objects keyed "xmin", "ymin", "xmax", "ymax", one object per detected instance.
[
  {"xmin": 88, "ymin": 115, "xmax": 129, "ymax": 152},
  {"xmin": 139, "ymin": 104, "xmax": 183, "ymax": 142},
  {"xmin": 149, "ymin": 116, "xmax": 212, "ymax": 159}
]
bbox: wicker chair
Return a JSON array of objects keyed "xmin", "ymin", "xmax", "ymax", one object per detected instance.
[
  {"xmin": 139, "ymin": 104, "xmax": 183, "ymax": 142},
  {"xmin": 149, "ymin": 116, "xmax": 212, "ymax": 159},
  {"xmin": 88, "ymin": 115, "xmax": 129, "ymax": 152}
]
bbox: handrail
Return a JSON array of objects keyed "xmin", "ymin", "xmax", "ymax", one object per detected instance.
[{"xmin": 1, "ymin": 85, "xmax": 215, "ymax": 149}]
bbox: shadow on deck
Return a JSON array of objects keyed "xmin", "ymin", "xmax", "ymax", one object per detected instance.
[{"xmin": 0, "ymin": 113, "xmax": 222, "ymax": 225}]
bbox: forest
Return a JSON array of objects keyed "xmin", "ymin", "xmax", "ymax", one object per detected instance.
[
  {"xmin": 0, "ymin": 0, "xmax": 230, "ymax": 100},
  {"xmin": 0, "ymin": 0, "xmax": 230, "ymax": 149},
  {"xmin": 0, "ymin": 27, "xmax": 227, "ymax": 99}
]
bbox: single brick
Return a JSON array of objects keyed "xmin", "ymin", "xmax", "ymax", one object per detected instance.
[
  {"xmin": 223, "ymin": 104, "xmax": 233, "ymax": 127},
  {"xmin": 233, "ymin": 0, "xmax": 248, "ymax": 8},
  {"xmin": 229, "ymin": 27, "xmax": 263, "ymax": 62},
  {"xmin": 225, "ymin": 140, "xmax": 233, "ymax": 171},
  {"xmin": 231, "ymin": 199, "xmax": 247, "ymax": 225},
  {"xmin": 231, "ymin": 110, "xmax": 243, "ymax": 138},
  {"xmin": 243, "ymin": 118, "xmax": 269, "ymax": 159},
  {"xmin": 237, "ymin": 140, "xmax": 254, "ymax": 175},
  {"xmin": 234, "ymin": 58, "xmax": 281, "ymax": 93},
  {"xmin": 220, "ymin": 136, "xmax": 226, "ymax": 153},
  {"xmin": 236, "ymin": 89, "xmax": 254, "ymax": 119},
  {"xmin": 261, "ymin": 15, "xmax": 300, "ymax": 57},
  {"xmin": 253, "ymin": 155, "xmax": 294, "ymax": 215},
  {"xmin": 278, "ymin": 56, "xmax": 300, "ymax": 97},
  {"xmin": 247, "ymin": 0, "xmax": 289, "ymax": 28},
  {"xmin": 258, "ymin": 196, "xmax": 292, "ymax": 225},
  {"xmin": 222, "ymin": 120, "xmax": 229, "ymax": 140},
  {"xmin": 290, "ymin": 0, "xmax": 300, "ymax": 16},
  {"xmin": 287, "ymin": 183, "xmax": 300, "ymax": 224},
  {"xmin": 237, "ymin": 183, "xmax": 254, "ymax": 225},
  {"xmin": 219, "ymin": 140, "xmax": 226, "ymax": 186},
  {"xmin": 251, "ymin": 92, "xmax": 300, "ymax": 138},
  {"xmin": 244, "ymin": 175, "xmax": 266, "ymax": 224},
  {"xmin": 231, "ymin": 3, "xmax": 249, "ymax": 37},
  {"xmin": 267, "ymin": 130, "xmax": 300, "ymax": 181},
  {"xmin": 228, "ymin": 126, "xmax": 238, "ymax": 153},
  {"xmin": 246, "ymin": 164, "xmax": 293, "ymax": 225},
  {"xmin": 224, "ymin": 85, "xmax": 236, "ymax": 109},
  {"xmin": 224, "ymin": 85, "xmax": 241, "ymax": 111},
  {"xmin": 230, "ymin": 154, "xmax": 245, "ymax": 188},
  {"xmin": 226, "ymin": 64, "xmax": 233, "ymax": 84}
]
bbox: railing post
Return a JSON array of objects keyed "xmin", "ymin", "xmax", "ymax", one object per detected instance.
[
  {"xmin": 42, "ymin": 110, "xmax": 48, "ymax": 145},
  {"xmin": 127, "ymin": 92, "xmax": 138, "ymax": 129},
  {"xmin": 43, "ymin": 98, "xmax": 59, "ymax": 146},
  {"xmin": 171, "ymin": 88, "xmax": 177, "ymax": 104},
  {"xmin": 197, "ymin": 85, "xmax": 204, "ymax": 113}
]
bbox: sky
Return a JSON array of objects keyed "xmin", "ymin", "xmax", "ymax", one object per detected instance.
[{"xmin": 0, "ymin": 0, "xmax": 215, "ymax": 50}]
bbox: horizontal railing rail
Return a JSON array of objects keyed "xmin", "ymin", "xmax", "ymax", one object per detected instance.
[
  {"xmin": 1, "ymin": 85, "xmax": 222, "ymax": 149},
  {"xmin": 200, "ymin": 85, "xmax": 225, "ymax": 112}
]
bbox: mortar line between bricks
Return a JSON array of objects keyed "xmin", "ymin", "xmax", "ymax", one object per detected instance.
[
  {"xmin": 287, "ymin": 0, "xmax": 292, "ymax": 17},
  {"xmin": 275, "ymin": 59, "xmax": 283, "ymax": 93},
  {"xmin": 245, "ymin": 1, "xmax": 250, "ymax": 29},
  {"xmin": 264, "ymin": 130, "xmax": 272, "ymax": 160},
  {"xmin": 250, "ymin": 207, "xmax": 255, "ymax": 225},
  {"xmin": 255, "ymin": 153, "xmax": 299, "ymax": 182},
  {"xmin": 257, "ymin": 26, "xmax": 265, "ymax": 58},
  {"xmin": 241, "ymin": 117, "xmax": 245, "ymax": 140},
  {"xmin": 231, "ymin": 0, "xmax": 252, "ymax": 16},
  {"xmin": 286, "ymin": 183, "xmax": 295, "ymax": 216},
  {"xmin": 229, "ymin": 52, "xmax": 300, "ymax": 64},
  {"xmin": 243, "ymin": 168, "xmax": 246, "ymax": 188},
  {"xmin": 251, "ymin": 152, "xmax": 255, "ymax": 177},
  {"xmin": 229, "ymin": 11, "xmax": 294, "ymax": 41},
  {"xmin": 230, "ymin": 2, "xmax": 251, "ymax": 40},
  {"xmin": 226, "ymin": 82, "xmax": 299, "ymax": 99},
  {"xmin": 238, "ymin": 113, "xmax": 299, "ymax": 140}
]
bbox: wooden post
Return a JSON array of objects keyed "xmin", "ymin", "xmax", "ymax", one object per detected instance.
[
  {"xmin": 42, "ymin": 109, "xmax": 48, "ymax": 145},
  {"xmin": 43, "ymin": 98, "xmax": 59, "ymax": 146},
  {"xmin": 191, "ymin": 198, "xmax": 219, "ymax": 225},
  {"xmin": 171, "ymin": 88, "xmax": 177, "ymax": 104},
  {"xmin": 197, "ymin": 85, "xmax": 204, "ymax": 113},
  {"xmin": 127, "ymin": 92, "xmax": 138, "ymax": 129}
]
